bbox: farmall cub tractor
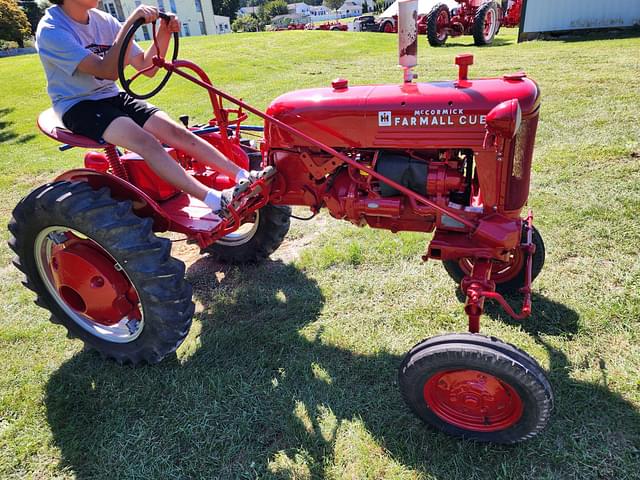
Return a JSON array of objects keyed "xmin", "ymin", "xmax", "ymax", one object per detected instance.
[{"xmin": 9, "ymin": 2, "xmax": 552, "ymax": 444}]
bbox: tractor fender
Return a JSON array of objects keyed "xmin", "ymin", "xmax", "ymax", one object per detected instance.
[{"xmin": 55, "ymin": 169, "xmax": 171, "ymax": 231}]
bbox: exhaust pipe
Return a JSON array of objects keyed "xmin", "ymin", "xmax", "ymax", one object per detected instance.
[{"xmin": 398, "ymin": 0, "xmax": 419, "ymax": 83}]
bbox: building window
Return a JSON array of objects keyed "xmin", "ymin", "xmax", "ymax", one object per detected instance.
[
  {"xmin": 170, "ymin": 0, "xmax": 177, "ymax": 12},
  {"xmin": 195, "ymin": 0, "xmax": 202, "ymax": 13},
  {"xmin": 158, "ymin": 0, "xmax": 165, "ymax": 11},
  {"xmin": 183, "ymin": 23, "xmax": 191, "ymax": 36},
  {"xmin": 105, "ymin": 2, "xmax": 116, "ymax": 17},
  {"xmin": 199, "ymin": 21, "xmax": 205, "ymax": 34},
  {"xmin": 141, "ymin": 25, "xmax": 150, "ymax": 40}
]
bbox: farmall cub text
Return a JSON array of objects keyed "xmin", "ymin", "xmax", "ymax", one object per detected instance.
[{"xmin": 9, "ymin": 2, "xmax": 552, "ymax": 443}]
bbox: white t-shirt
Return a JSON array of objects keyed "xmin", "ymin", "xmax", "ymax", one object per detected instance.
[{"xmin": 36, "ymin": 6, "xmax": 143, "ymax": 116}]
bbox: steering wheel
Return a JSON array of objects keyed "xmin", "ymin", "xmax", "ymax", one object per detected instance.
[{"xmin": 118, "ymin": 12, "xmax": 179, "ymax": 100}]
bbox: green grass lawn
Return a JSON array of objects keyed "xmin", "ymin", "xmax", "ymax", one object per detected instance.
[{"xmin": 1, "ymin": 28, "xmax": 639, "ymax": 479}]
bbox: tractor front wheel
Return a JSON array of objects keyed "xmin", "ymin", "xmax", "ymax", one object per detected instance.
[
  {"xmin": 442, "ymin": 225, "xmax": 545, "ymax": 295},
  {"xmin": 473, "ymin": 1, "xmax": 499, "ymax": 46},
  {"xmin": 204, "ymin": 204, "xmax": 291, "ymax": 263},
  {"xmin": 426, "ymin": 3, "xmax": 450, "ymax": 47},
  {"xmin": 399, "ymin": 333, "xmax": 553, "ymax": 443},
  {"xmin": 8, "ymin": 181, "xmax": 194, "ymax": 365}
]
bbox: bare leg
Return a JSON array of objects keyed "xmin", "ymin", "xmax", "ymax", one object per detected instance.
[
  {"xmin": 143, "ymin": 111, "xmax": 246, "ymax": 181},
  {"xmin": 102, "ymin": 116, "xmax": 210, "ymax": 201}
]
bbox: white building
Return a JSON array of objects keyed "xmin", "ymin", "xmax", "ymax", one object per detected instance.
[
  {"xmin": 100, "ymin": 0, "xmax": 230, "ymax": 41},
  {"xmin": 308, "ymin": 5, "xmax": 330, "ymax": 17},
  {"xmin": 337, "ymin": 1, "xmax": 362, "ymax": 16},
  {"xmin": 287, "ymin": 2, "xmax": 311, "ymax": 15},
  {"xmin": 347, "ymin": 0, "xmax": 375, "ymax": 12},
  {"xmin": 237, "ymin": 6, "xmax": 259, "ymax": 17}
]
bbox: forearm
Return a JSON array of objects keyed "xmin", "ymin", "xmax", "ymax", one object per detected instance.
[
  {"xmin": 140, "ymin": 28, "xmax": 171, "ymax": 74},
  {"xmin": 147, "ymin": 28, "xmax": 171, "ymax": 63},
  {"xmin": 99, "ymin": 21, "xmax": 136, "ymax": 80}
]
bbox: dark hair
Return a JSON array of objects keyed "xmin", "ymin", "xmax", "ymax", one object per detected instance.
[{"xmin": 50, "ymin": 0, "xmax": 64, "ymax": 4}]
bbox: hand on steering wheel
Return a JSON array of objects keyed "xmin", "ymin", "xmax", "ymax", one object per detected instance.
[{"xmin": 117, "ymin": 10, "xmax": 180, "ymax": 100}]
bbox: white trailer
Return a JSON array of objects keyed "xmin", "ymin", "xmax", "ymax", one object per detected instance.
[{"xmin": 519, "ymin": 0, "xmax": 640, "ymax": 41}]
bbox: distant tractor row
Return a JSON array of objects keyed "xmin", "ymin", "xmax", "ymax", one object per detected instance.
[{"xmin": 354, "ymin": 0, "xmax": 522, "ymax": 46}]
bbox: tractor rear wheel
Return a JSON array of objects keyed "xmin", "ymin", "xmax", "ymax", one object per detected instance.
[
  {"xmin": 426, "ymin": 3, "xmax": 450, "ymax": 47},
  {"xmin": 473, "ymin": 1, "xmax": 499, "ymax": 46},
  {"xmin": 442, "ymin": 225, "xmax": 545, "ymax": 295},
  {"xmin": 379, "ymin": 20, "xmax": 395, "ymax": 34},
  {"xmin": 399, "ymin": 333, "xmax": 553, "ymax": 443},
  {"xmin": 204, "ymin": 204, "xmax": 291, "ymax": 263},
  {"xmin": 8, "ymin": 181, "xmax": 194, "ymax": 365}
]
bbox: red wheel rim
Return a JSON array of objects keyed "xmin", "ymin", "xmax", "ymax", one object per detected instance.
[
  {"xmin": 436, "ymin": 10, "xmax": 448, "ymax": 41},
  {"xmin": 424, "ymin": 369, "xmax": 523, "ymax": 431},
  {"xmin": 458, "ymin": 247, "xmax": 525, "ymax": 284},
  {"xmin": 483, "ymin": 9, "xmax": 495, "ymax": 41},
  {"xmin": 34, "ymin": 227, "xmax": 143, "ymax": 343}
]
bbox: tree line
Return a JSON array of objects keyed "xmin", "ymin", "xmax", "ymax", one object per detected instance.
[{"xmin": 0, "ymin": 0, "xmax": 44, "ymax": 48}]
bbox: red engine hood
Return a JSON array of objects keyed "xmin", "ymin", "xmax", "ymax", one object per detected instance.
[{"xmin": 265, "ymin": 75, "xmax": 540, "ymax": 149}]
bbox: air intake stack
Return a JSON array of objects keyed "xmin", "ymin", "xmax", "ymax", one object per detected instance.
[{"xmin": 398, "ymin": 0, "xmax": 419, "ymax": 83}]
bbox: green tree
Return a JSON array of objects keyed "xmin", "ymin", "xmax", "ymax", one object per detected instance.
[
  {"xmin": 18, "ymin": 0, "xmax": 45, "ymax": 35},
  {"xmin": 231, "ymin": 12, "xmax": 262, "ymax": 31},
  {"xmin": 362, "ymin": 1, "xmax": 368, "ymax": 14},
  {"xmin": 374, "ymin": 0, "xmax": 385, "ymax": 13},
  {"xmin": 325, "ymin": 0, "xmax": 342, "ymax": 13},
  {"xmin": 260, "ymin": 0, "xmax": 287, "ymax": 21},
  {"xmin": 211, "ymin": 0, "xmax": 240, "ymax": 21},
  {"xmin": 0, "ymin": 0, "xmax": 31, "ymax": 48}
]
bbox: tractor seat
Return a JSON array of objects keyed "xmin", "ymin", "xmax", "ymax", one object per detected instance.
[{"xmin": 38, "ymin": 108, "xmax": 108, "ymax": 149}]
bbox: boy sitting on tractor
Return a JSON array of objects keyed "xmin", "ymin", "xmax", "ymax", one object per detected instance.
[{"xmin": 35, "ymin": 0, "xmax": 271, "ymax": 216}]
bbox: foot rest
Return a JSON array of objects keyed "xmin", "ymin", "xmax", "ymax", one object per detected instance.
[{"xmin": 160, "ymin": 193, "xmax": 223, "ymax": 234}]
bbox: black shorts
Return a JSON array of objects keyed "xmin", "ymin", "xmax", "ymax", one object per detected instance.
[{"xmin": 62, "ymin": 92, "xmax": 160, "ymax": 142}]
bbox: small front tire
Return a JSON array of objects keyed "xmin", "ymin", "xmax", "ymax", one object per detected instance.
[{"xmin": 399, "ymin": 333, "xmax": 553, "ymax": 443}]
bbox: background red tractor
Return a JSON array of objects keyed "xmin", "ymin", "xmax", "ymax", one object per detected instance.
[
  {"xmin": 426, "ymin": 0, "xmax": 522, "ymax": 46},
  {"xmin": 305, "ymin": 21, "xmax": 348, "ymax": 31},
  {"xmin": 379, "ymin": 13, "xmax": 428, "ymax": 34},
  {"xmin": 9, "ymin": 3, "xmax": 552, "ymax": 444}
]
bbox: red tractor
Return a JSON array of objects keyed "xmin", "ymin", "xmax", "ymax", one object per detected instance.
[
  {"xmin": 306, "ymin": 21, "xmax": 348, "ymax": 31},
  {"xmin": 427, "ymin": 0, "xmax": 522, "ymax": 46},
  {"xmin": 378, "ymin": 14, "xmax": 428, "ymax": 35},
  {"xmin": 9, "ymin": 5, "xmax": 552, "ymax": 444}
]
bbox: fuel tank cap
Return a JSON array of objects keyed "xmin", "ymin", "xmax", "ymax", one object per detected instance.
[
  {"xmin": 503, "ymin": 71, "xmax": 527, "ymax": 81},
  {"xmin": 332, "ymin": 78, "xmax": 349, "ymax": 90}
]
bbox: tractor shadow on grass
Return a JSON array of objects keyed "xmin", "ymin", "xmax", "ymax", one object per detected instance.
[
  {"xmin": 440, "ymin": 35, "xmax": 515, "ymax": 48},
  {"xmin": 0, "ymin": 107, "xmax": 36, "ymax": 144},
  {"xmin": 45, "ymin": 259, "xmax": 640, "ymax": 478}
]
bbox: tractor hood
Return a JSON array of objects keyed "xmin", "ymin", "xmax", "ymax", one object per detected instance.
[{"xmin": 265, "ymin": 74, "xmax": 540, "ymax": 149}]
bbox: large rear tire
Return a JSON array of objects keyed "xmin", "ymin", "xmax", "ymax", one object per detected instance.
[
  {"xmin": 473, "ymin": 1, "xmax": 499, "ymax": 46},
  {"xmin": 399, "ymin": 333, "xmax": 553, "ymax": 443},
  {"xmin": 379, "ymin": 20, "xmax": 395, "ymax": 34},
  {"xmin": 204, "ymin": 204, "xmax": 291, "ymax": 263},
  {"xmin": 426, "ymin": 3, "xmax": 450, "ymax": 47},
  {"xmin": 8, "ymin": 181, "xmax": 194, "ymax": 365}
]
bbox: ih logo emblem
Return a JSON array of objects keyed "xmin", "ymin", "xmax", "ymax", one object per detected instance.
[{"xmin": 378, "ymin": 111, "xmax": 392, "ymax": 127}]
